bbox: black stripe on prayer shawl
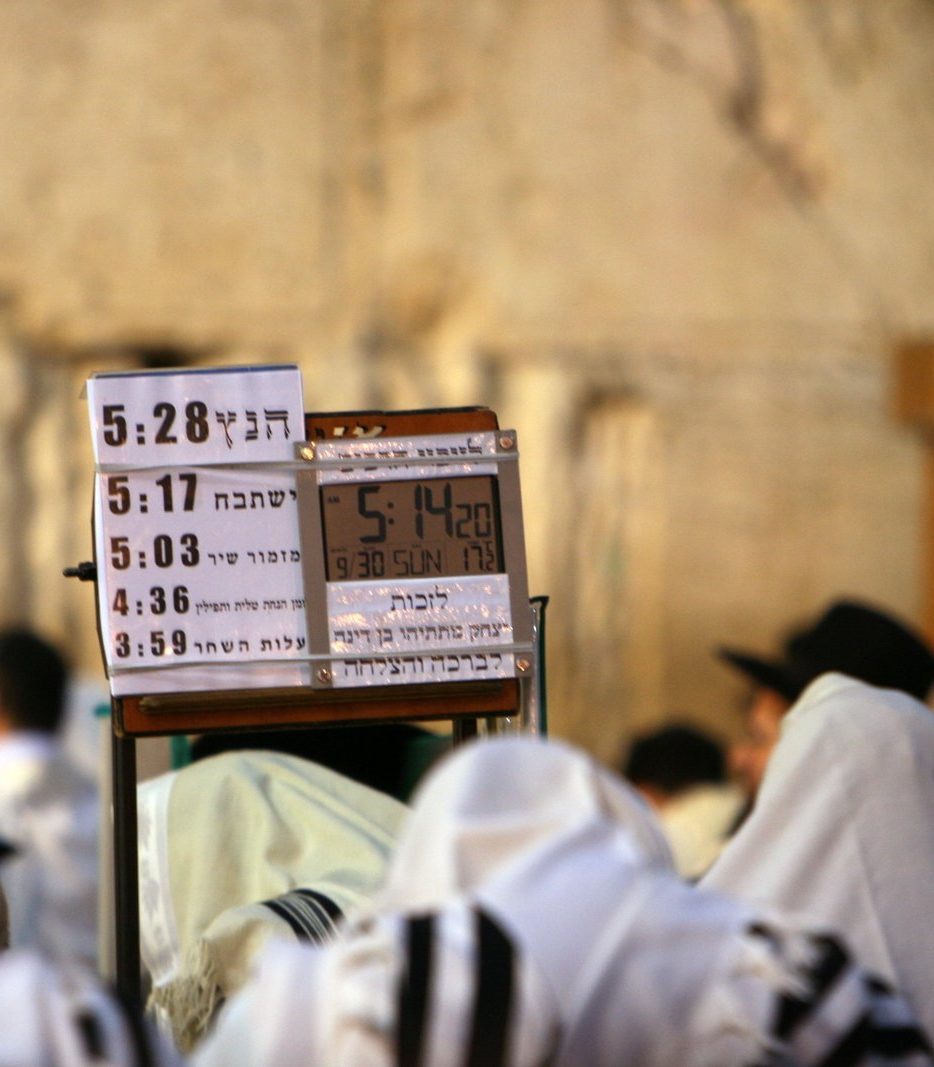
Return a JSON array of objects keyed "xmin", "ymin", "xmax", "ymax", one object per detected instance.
[
  {"xmin": 775, "ymin": 933, "xmax": 849, "ymax": 1040},
  {"xmin": 746, "ymin": 927, "xmax": 933, "ymax": 1067},
  {"xmin": 0, "ymin": 838, "xmax": 16, "ymax": 863},
  {"xmin": 75, "ymin": 1012, "xmax": 106, "ymax": 1060},
  {"xmin": 869, "ymin": 1026, "xmax": 934, "ymax": 1058},
  {"xmin": 293, "ymin": 887, "xmax": 344, "ymax": 926},
  {"xmin": 261, "ymin": 889, "xmax": 343, "ymax": 943},
  {"xmin": 745, "ymin": 926, "xmax": 851, "ymax": 1043},
  {"xmin": 861, "ymin": 974, "xmax": 933, "ymax": 1058},
  {"xmin": 110, "ymin": 986, "xmax": 156, "ymax": 1067},
  {"xmin": 465, "ymin": 910, "xmax": 515, "ymax": 1067},
  {"xmin": 815, "ymin": 1011, "xmax": 872, "ymax": 1067},
  {"xmin": 746, "ymin": 921, "xmax": 781, "ymax": 950},
  {"xmin": 397, "ymin": 914, "xmax": 435, "ymax": 1067},
  {"xmin": 864, "ymin": 974, "xmax": 896, "ymax": 996}
]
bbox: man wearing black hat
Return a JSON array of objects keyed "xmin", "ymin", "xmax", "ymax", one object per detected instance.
[{"xmin": 719, "ymin": 598, "xmax": 934, "ymax": 805}]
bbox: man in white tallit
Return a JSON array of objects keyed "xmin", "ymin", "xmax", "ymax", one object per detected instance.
[
  {"xmin": 0, "ymin": 873, "xmax": 8, "ymax": 950},
  {"xmin": 702, "ymin": 672, "xmax": 934, "ymax": 1047},
  {"xmin": 0, "ymin": 950, "xmax": 185, "ymax": 1067},
  {"xmin": 137, "ymin": 748, "xmax": 408, "ymax": 1050},
  {"xmin": 194, "ymin": 736, "xmax": 931, "ymax": 1067},
  {"xmin": 717, "ymin": 599, "xmax": 934, "ymax": 813},
  {"xmin": 0, "ymin": 629, "xmax": 99, "ymax": 968}
]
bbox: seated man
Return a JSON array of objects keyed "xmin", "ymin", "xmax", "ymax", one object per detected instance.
[
  {"xmin": 703, "ymin": 672, "xmax": 934, "ymax": 1046},
  {"xmin": 194, "ymin": 737, "xmax": 931, "ymax": 1067},
  {"xmin": 622, "ymin": 723, "xmax": 742, "ymax": 878},
  {"xmin": 138, "ymin": 747, "xmax": 409, "ymax": 1050},
  {"xmin": 718, "ymin": 598, "xmax": 934, "ymax": 807}
]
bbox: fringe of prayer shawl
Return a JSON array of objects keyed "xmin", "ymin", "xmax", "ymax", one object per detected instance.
[{"xmin": 147, "ymin": 940, "xmax": 222, "ymax": 1053}]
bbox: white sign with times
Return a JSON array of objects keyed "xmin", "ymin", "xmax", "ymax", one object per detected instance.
[{"xmin": 88, "ymin": 366, "xmax": 310, "ymax": 696}]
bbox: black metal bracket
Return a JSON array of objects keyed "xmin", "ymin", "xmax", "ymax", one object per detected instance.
[{"xmin": 63, "ymin": 561, "xmax": 98, "ymax": 582}]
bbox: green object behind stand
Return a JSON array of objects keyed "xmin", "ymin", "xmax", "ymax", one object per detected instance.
[{"xmin": 171, "ymin": 735, "xmax": 192, "ymax": 770}]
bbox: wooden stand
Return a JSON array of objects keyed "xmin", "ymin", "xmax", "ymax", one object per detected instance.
[
  {"xmin": 894, "ymin": 341, "xmax": 934, "ymax": 638},
  {"xmin": 108, "ymin": 406, "xmax": 536, "ymax": 1007}
]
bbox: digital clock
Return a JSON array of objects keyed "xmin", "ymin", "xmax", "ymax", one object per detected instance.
[
  {"xmin": 296, "ymin": 428, "xmax": 532, "ymax": 690},
  {"xmin": 320, "ymin": 476, "xmax": 504, "ymax": 581}
]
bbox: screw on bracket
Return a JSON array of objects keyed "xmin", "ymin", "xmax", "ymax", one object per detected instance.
[{"xmin": 316, "ymin": 666, "xmax": 332, "ymax": 684}]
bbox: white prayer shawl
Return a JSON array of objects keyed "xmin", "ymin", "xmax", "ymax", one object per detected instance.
[
  {"xmin": 194, "ymin": 737, "xmax": 931, "ymax": 1067},
  {"xmin": 137, "ymin": 749, "xmax": 408, "ymax": 1049},
  {"xmin": 702, "ymin": 672, "xmax": 934, "ymax": 1043},
  {"xmin": 193, "ymin": 903, "xmax": 560, "ymax": 1067},
  {"xmin": 0, "ymin": 733, "xmax": 98, "ymax": 968},
  {"xmin": 657, "ymin": 781, "xmax": 744, "ymax": 880},
  {"xmin": 0, "ymin": 880, "xmax": 8, "ymax": 949},
  {"xmin": 0, "ymin": 949, "xmax": 185, "ymax": 1067}
]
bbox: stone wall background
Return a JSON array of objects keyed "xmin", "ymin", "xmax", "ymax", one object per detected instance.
[{"xmin": 1, "ymin": 0, "xmax": 932, "ymax": 763}]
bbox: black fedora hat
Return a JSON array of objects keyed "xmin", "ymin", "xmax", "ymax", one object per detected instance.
[{"xmin": 718, "ymin": 599, "xmax": 934, "ymax": 703}]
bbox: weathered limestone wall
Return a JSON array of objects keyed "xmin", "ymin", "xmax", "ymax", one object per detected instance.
[{"xmin": 1, "ymin": 0, "xmax": 933, "ymax": 762}]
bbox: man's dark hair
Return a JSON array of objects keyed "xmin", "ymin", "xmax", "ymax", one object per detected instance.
[
  {"xmin": 622, "ymin": 723, "xmax": 726, "ymax": 797},
  {"xmin": 0, "ymin": 629, "xmax": 68, "ymax": 734}
]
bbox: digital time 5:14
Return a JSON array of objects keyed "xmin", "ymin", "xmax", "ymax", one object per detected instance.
[{"xmin": 321, "ymin": 475, "xmax": 505, "ymax": 581}]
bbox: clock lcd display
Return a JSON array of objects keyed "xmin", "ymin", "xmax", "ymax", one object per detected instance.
[{"xmin": 320, "ymin": 476, "xmax": 504, "ymax": 581}]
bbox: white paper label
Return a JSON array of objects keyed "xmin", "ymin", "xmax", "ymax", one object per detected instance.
[
  {"xmin": 327, "ymin": 574, "xmax": 515, "ymax": 686},
  {"xmin": 89, "ymin": 366, "xmax": 310, "ymax": 695}
]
